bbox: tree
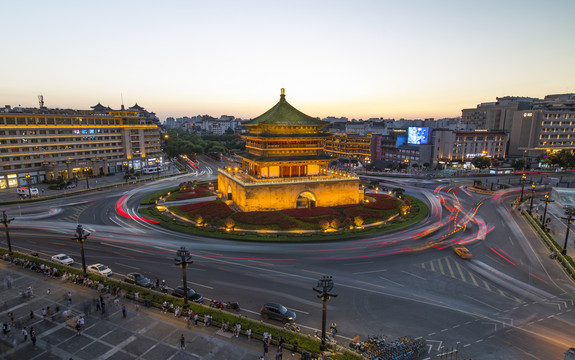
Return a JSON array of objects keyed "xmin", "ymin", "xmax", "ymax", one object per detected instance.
[
  {"xmin": 195, "ymin": 215, "xmax": 204, "ymax": 227},
  {"xmin": 225, "ymin": 218, "xmax": 235, "ymax": 229},
  {"xmin": 511, "ymin": 158, "xmax": 526, "ymax": 171},
  {"xmin": 330, "ymin": 218, "xmax": 340, "ymax": 230},
  {"xmin": 471, "ymin": 156, "xmax": 491, "ymax": 170},
  {"xmin": 319, "ymin": 220, "xmax": 330, "ymax": 231},
  {"xmin": 353, "ymin": 216, "xmax": 364, "ymax": 228}
]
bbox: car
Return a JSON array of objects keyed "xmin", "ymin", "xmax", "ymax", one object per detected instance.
[
  {"xmin": 171, "ymin": 286, "xmax": 203, "ymax": 303},
  {"xmin": 87, "ymin": 263, "xmax": 113, "ymax": 276},
  {"xmin": 51, "ymin": 253, "xmax": 74, "ymax": 265},
  {"xmin": 453, "ymin": 246, "xmax": 473, "ymax": 259},
  {"xmin": 124, "ymin": 272, "xmax": 152, "ymax": 288},
  {"xmin": 260, "ymin": 303, "xmax": 296, "ymax": 323}
]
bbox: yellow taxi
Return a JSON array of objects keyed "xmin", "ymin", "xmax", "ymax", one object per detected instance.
[{"xmin": 453, "ymin": 245, "xmax": 473, "ymax": 259}]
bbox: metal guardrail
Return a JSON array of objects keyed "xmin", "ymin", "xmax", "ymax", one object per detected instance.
[{"xmin": 522, "ymin": 210, "xmax": 575, "ymax": 279}]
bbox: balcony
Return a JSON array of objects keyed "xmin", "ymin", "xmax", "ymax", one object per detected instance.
[{"xmin": 218, "ymin": 167, "xmax": 358, "ymax": 187}]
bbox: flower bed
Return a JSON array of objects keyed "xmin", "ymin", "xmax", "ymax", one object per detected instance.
[
  {"xmin": 232, "ymin": 211, "xmax": 298, "ymax": 229},
  {"xmin": 178, "ymin": 200, "xmax": 234, "ymax": 218},
  {"xmin": 365, "ymin": 197, "xmax": 399, "ymax": 210},
  {"xmin": 282, "ymin": 207, "xmax": 340, "ymax": 217},
  {"xmin": 342, "ymin": 207, "xmax": 382, "ymax": 220}
]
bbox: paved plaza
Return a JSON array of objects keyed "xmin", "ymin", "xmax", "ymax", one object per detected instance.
[{"xmin": 0, "ymin": 262, "xmax": 292, "ymax": 360}]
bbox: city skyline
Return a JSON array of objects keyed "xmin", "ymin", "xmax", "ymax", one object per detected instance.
[{"xmin": 2, "ymin": 0, "xmax": 574, "ymax": 121}]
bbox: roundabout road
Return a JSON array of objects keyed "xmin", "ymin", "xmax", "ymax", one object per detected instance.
[{"xmin": 3, "ymin": 168, "xmax": 575, "ymax": 360}]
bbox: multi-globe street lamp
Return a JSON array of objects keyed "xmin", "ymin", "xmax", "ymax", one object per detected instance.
[
  {"xmin": 561, "ymin": 210, "xmax": 574, "ymax": 256},
  {"xmin": 72, "ymin": 224, "xmax": 90, "ymax": 277},
  {"xmin": 174, "ymin": 247, "xmax": 193, "ymax": 307},
  {"xmin": 156, "ymin": 158, "xmax": 160, "ymax": 179},
  {"xmin": 520, "ymin": 173, "xmax": 527, "ymax": 201},
  {"xmin": 1, "ymin": 211, "xmax": 15, "ymax": 257},
  {"xmin": 541, "ymin": 193, "xmax": 554, "ymax": 230},
  {"xmin": 25, "ymin": 173, "xmax": 32, "ymax": 199},
  {"xmin": 313, "ymin": 275, "xmax": 337, "ymax": 352},
  {"xmin": 529, "ymin": 182, "xmax": 536, "ymax": 213},
  {"xmin": 83, "ymin": 168, "xmax": 90, "ymax": 189}
]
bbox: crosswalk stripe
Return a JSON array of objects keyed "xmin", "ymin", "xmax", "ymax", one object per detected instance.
[
  {"xmin": 437, "ymin": 258, "xmax": 444, "ymax": 275},
  {"xmin": 454, "ymin": 260, "xmax": 466, "ymax": 282},
  {"xmin": 482, "ymin": 279, "xmax": 491, "ymax": 291},
  {"xmin": 467, "ymin": 271, "xmax": 479, "ymax": 287},
  {"xmin": 445, "ymin": 257, "xmax": 456, "ymax": 278}
]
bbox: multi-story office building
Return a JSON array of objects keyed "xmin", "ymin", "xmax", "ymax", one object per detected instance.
[
  {"xmin": 323, "ymin": 133, "xmax": 381, "ymax": 164},
  {"xmin": 0, "ymin": 104, "xmax": 162, "ymax": 189},
  {"xmin": 433, "ymin": 129, "xmax": 508, "ymax": 165},
  {"xmin": 461, "ymin": 96, "xmax": 535, "ymax": 131},
  {"xmin": 509, "ymin": 94, "xmax": 575, "ymax": 158}
]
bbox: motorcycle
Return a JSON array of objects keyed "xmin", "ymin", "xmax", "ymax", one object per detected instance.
[
  {"xmin": 210, "ymin": 300, "xmax": 224, "ymax": 309},
  {"xmin": 225, "ymin": 301, "xmax": 240, "ymax": 311}
]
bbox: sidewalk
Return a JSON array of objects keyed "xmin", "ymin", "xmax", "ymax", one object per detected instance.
[{"xmin": 0, "ymin": 262, "xmax": 295, "ymax": 360}]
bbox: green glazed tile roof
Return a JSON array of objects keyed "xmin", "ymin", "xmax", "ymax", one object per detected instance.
[{"xmin": 243, "ymin": 89, "xmax": 326, "ymax": 126}]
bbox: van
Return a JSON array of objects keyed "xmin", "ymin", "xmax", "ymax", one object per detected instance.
[{"xmin": 17, "ymin": 187, "xmax": 39, "ymax": 198}]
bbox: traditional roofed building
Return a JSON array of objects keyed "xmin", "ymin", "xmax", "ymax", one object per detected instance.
[{"xmin": 218, "ymin": 89, "xmax": 361, "ymax": 211}]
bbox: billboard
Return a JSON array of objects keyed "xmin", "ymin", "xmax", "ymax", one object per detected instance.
[{"xmin": 407, "ymin": 127, "xmax": 429, "ymax": 145}]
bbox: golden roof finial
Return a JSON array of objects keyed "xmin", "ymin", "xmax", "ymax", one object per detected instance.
[{"xmin": 281, "ymin": 88, "xmax": 285, "ymax": 96}]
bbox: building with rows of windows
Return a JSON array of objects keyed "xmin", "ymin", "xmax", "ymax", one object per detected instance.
[{"xmin": 0, "ymin": 103, "xmax": 162, "ymax": 189}]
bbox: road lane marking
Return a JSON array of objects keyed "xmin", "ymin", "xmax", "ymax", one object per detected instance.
[
  {"xmin": 344, "ymin": 261, "xmax": 374, "ymax": 266},
  {"xmin": 464, "ymin": 295, "xmax": 503, "ymax": 312},
  {"xmin": 467, "ymin": 271, "xmax": 479, "ymax": 287},
  {"xmin": 445, "ymin": 257, "xmax": 456, "ymax": 278},
  {"xmin": 116, "ymin": 263, "xmax": 139, "ymax": 270},
  {"xmin": 378, "ymin": 276, "xmax": 404, "ymax": 287},
  {"xmin": 186, "ymin": 281, "xmax": 213, "ymax": 289},
  {"xmin": 437, "ymin": 258, "xmax": 444, "ymax": 275},
  {"xmin": 354, "ymin": 269, "xmax": 387, "ymax": 274},
  {"xmin": 454, "ymin": 261, "xmax": 466, "ymax": 282},
  {"xmin": 401, "ymin": 270, "xmax": 426, "ymax": 280}
]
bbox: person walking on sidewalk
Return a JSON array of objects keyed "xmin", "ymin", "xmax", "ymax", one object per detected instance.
[
  {"xmin": 22, "ymin": 327, "xmax": 28, "ymax": 341},
  {"xmin": 122, "ymin": 305, "xmax": 127, "ymax": 318},
  {"xmin": 263, "ymin": 341, "xmax": 269, "ymax": 358},
  {"xmin": 180, "ymin": 334, "xmax": 185, "ymax": 349}
]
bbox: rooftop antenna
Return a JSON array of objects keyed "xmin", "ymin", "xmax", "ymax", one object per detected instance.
[
  {"xmin": 38, "ymin": 95, "xmax": 44, "ymax": 108},
  {"xmin": 121, "ymin": 93, "xmax": 124, "ymax": 110}
]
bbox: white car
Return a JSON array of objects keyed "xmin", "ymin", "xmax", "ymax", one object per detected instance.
[
  {"xmin": 51, "ymin": 253, "xmax": 74, "ymax": 265},
  {"xmin": 87, "ymin": 263, "xmax": 113, "ymax": 277}
]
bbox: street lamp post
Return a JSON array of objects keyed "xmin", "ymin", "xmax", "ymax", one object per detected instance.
[
  {"xmin": 313, "ymin": 275, "xmax": 338, "ymax": 352},
  {"xmin": 25, "ymin": 173, "xmax": 32, "ymax": 198},
  {"xmin": 156, "ymin": 159, "xmax": 160, "ymax": 179},
  {"xmin": 561, "ymin": 210, "xmax": 574, "ymax": 256},
  {"xmin": 520, "ymin": 173, "xmax": 527, "ymax": 201},
  {"xmin": 72, "ymin": 224, "xmax": 90, "ymax": 277},
  {"xmin": 541, "ymin": 193, "xmax": 554, "ymax": 230},
  {"xmin": 1, "ymin": 211, "xmax": 15, "ymax": 257},
  {"xmin": 84, "ymin": 168, "xmax": 90, "ymax": 189},
  {"xmin": 529, "ymin": 182, "xmax": 536, "ymax": 213},
  {"xmin": 174, "ymin": 247, "xmax": 193, "ymax": 308}
]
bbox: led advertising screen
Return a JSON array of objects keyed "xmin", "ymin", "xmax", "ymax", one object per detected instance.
[
  {"xmin": 407, "ymin": 127, "xmax": 429, "ymax": 145},
  {"xmin": 395, "ymin": 135, "xmax": 406, "ymax": 148}
]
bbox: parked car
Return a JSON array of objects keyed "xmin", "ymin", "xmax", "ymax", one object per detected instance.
[
  {"xmin": 171, "ymin": 286, "xmax": 203, "ymax": 303},
  {"xmin": 260, "ymin": 303, "xmax": 296, "ymax": 323},
  {"xmin": 124, "ymin": 272, "xmax": 152, "ymax": 288},
  {"xmin": 51, "ymin": 253, "xmax": 74, "ymax": 265},
  {"xmin": 87, "ymin": 263, "xmax": 113, "ymax": 276},
  {"xmin": 453, "ymin": 246, "xmax": 473, "ymax": 259}
]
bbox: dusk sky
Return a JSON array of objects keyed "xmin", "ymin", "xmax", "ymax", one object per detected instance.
[{"xmin": 2, "ymin": 0, "xmax": 574, "ymax": 121}]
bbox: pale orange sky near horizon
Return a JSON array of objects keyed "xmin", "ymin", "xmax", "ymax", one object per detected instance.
[{"xmin": 1, "ymin": 0, "xmax": 574, "ymax": 121}]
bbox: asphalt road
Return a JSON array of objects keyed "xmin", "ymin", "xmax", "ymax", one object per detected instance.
[{"xmin": 2, "ymin": 167, "xmax": 575, "ymax": 360}]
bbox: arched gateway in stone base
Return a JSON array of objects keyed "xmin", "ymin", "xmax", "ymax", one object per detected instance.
[{"xmin": 217, "ymin": 89, "xmax": 362, "ymax": 212}]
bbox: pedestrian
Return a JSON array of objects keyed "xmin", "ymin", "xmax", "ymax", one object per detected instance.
[
  {"xmin": 96, "ymin": 299, "xmax": 101, "ymax": 312},
  {"xmin": 8, "ymin": 312, "xmax": 14, "ymax": 326},
  {"xmin": 42, "ymin": 307, "xmax": 47, "ymax": 320},
  {"xmin": 101, "ymin": 301, "xmax": 106, "ymax": 315},
  {"xmin": 292, "ymin": 340, "xmax": 298, "ymax": 355},
  {"xmin": 275, "ymin": 347, "xmax": 282, "ymax": 360},
  {"xmin": 31, "ymin": 332, "xmax": 37, "ymax": 348},
  {"xmin": 235, "ymin": 323, "xmax": 241, "ymax": 338},
  {"xmin": 29, "ymin": 310, "xmax": 35, "ymax": 320},
  {"xmin": 67, "ymin": 291, "xmax": 72, "ymax": 306},
  {"xmin": 180, "ymin": 334, "xmax": 185, "ymax": 349},
  {"xmin": 263, "ymin": 341, "xmax": 269, "ymax": 358},
  {"xmin": 193, "ymin": 312, "xmax": 198, "ymax": 326},
  {"xmin": 22, "ymin": 327, "xmax": 28, "ymax": 341},
  {"xmin": 278, "ymin": 336, "xmax": 283, "ymax": 349},
  {"xmin": 122, "ymin": 305, "xmax": 127, "ymax": 318},
  {"xmin": 76, "ymin": 321, "xmax": 82, "ymax": 336},
  {"xmin": 246, "ymin": 327, "xmax": 252, "ymax": 341},
  {"xmin": 47, "ymin": 306, "xmax": 51, "ymax": 318}
]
